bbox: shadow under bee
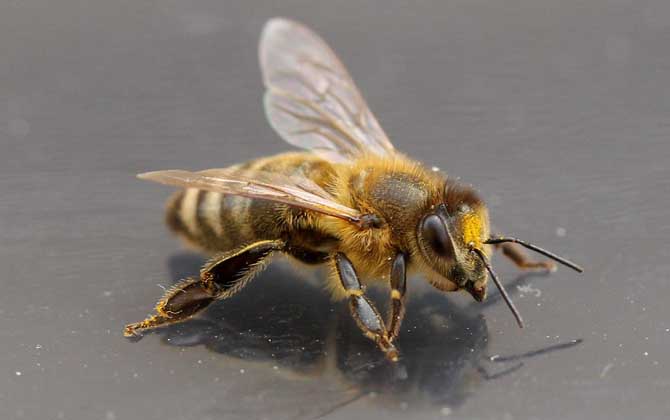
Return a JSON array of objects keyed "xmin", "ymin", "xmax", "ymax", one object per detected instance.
[{"xmin": 152, "ymin": 253, "xmax": 581, "ymax": 414}]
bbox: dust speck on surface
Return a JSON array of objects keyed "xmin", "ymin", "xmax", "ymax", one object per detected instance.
[
  {"xmin": 517, "ymin": 284, "xmax": 541, "ymax": 297},
  {"xmin": 600, "ymin": 363, "xmax": 614, "ymax": 378}
]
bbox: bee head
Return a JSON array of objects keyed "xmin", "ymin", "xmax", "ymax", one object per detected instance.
[
  {"xmin": 416, "ymin": 181, "xmax": 583, "ymax": 329},
  {"xmin": 416, "ymin": 183, "xmax": 491, "ymax": 301}
]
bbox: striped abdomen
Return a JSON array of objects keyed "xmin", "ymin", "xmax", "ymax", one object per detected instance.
[
  {"xmin": 164, "ymin": 152, "xmax": 338, "ymax": 254},
  {"xmin": 165, "ymin": 188, "xmax": 258, "ymax": 252}
]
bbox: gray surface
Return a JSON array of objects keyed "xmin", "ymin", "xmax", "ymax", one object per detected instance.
[{"xmin": 1, "ymin": 1, "xmax": 669, "ymax": 419}]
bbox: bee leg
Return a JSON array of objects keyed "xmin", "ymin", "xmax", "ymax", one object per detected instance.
[
  {"xmin": 334, "ymin": 253, "xmax": 400, "ymax": 362},
  {"xmin": 386, "ymin": 252, "xmax": 407, "ymax": 343},
  {"xmin": 124, "ymin": 240, "xmax": 284, "ymax": 337},
  {"xmin": 494, "ymin": 240, "xmax": 557, "ymax": 272}
]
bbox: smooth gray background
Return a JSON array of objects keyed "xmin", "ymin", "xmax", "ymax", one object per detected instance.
[{"xmin": 1, "ymin": 1, "xmax": 669, "ymax": 419}]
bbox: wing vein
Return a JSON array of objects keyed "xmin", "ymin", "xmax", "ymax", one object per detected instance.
[
  {"xmin": 260, "ymin": 18, "xmax": 396, "ymax": 161},
  {"xmin": 138, "ymin": 169, "xmax": 363, "ymax": 225}
]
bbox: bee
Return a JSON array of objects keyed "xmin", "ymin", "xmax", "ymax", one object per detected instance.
[{"xmin": 124, "ymin": 18, "xmax": 583, "ymax": 362}]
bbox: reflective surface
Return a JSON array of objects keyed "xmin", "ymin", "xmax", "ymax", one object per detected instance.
[
  {"xmin": 156, "ymin": 254, "xmax": 581, "ymax": 417},
  {"xmin": 2, "ymin": 1, "xmax": 669, "ymax": 419}
]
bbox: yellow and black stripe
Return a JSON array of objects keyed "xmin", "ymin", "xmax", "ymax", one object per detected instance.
[{"xmin": 163, "ymin": 152, "xmax": 338, "ymax": 254}]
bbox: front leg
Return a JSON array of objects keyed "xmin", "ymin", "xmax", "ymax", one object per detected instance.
[
  {"xmin": 386, "ymin": 252, "xmax": 407, "ymax": 343},
  {"xmin": 494, "ymin": 237, "xmax": 556, "ymax": 272},
  {"xmin": 334, "ymin": 253, "xmax": 399, "ymax": 362}
]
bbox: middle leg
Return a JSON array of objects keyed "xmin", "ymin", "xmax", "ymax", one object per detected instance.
[
  {"xmin": 386, "ymin": 252, "xmax": 407, "ymax": 343},
  {"xmin": 333, "ymin": 252, "xmax": 399, "ymax": 362}
]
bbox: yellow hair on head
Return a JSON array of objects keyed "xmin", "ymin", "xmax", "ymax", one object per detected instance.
[{"xmin": 461, "ymin": 211, "xmax": 483, "ymax": 248}]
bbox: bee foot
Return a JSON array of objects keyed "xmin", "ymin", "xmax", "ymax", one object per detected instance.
[
  {"xmin": 379, "ymin": 337, "xmax": 400, "ymax": 362},
  {"xmin": 385, "ymin": 348, "xmax": 400, "ymax": 363},
  {"xmin": 123, "ymin": 323, "xmax": 145, "ymax": 341},
  {"xmin": 539, "ymin": 261, "xmax": 558, "ymax": 273},
  {"xmin": 522, "ymin": 261, "xmax": 557, "ymax": 273}
]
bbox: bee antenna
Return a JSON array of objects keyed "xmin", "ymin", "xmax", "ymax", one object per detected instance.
[
  {"xmin": 484, "ymin": 237, "xmax": 583, "ymax": 273},
  {"xmin": 471, "ymin": 247, "xmax": 524, "ymax": 329}
]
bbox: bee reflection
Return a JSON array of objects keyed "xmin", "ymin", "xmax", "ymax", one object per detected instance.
[{"xmin": 156, "ymin": 253, "xmax": 581, "ymax": 414}]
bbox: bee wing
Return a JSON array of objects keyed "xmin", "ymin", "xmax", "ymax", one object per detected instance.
[
  {"xmin": 260, "ymin": 18, "xmax": 396, "ymax": 162},
  {"xmin": 138, "ymin": 169, "xmax": 363, "ymax": 224}
]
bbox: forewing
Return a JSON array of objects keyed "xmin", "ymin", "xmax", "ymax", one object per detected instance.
[
  {"xmin": 260, "ymin": 18, "xmax": 396, "ymax": 162},
  {"xmin": 138, "ymin": 169, "xmax": 362, "ymax": 223}
]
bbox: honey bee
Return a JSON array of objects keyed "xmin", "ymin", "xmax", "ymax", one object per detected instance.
[{"xmin": 124, "ymin": 18, "xmax": 583, "ymax": 362}]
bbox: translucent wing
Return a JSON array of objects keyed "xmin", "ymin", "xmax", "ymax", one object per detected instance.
[
  {"xmin": 260, "ymin": 18, "xmax": 396, "ymax": 162},
  {"xmin": 138, "ymin": 169, "xmax": 363, "ymax": 224}
]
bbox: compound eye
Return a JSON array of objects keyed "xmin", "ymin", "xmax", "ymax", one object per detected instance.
[{"xmin": 420, "ymin": 214, "xmax": 455, "ymax": 259}]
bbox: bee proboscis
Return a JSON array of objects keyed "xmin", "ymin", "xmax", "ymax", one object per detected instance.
[{"xmin": 124, "ymin": 18, "xmax": 583, "ymax": 361}]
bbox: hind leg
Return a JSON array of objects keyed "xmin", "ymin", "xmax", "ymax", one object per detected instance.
[{"xmin": 124, "ymin": 240, "xmax": 284, "ymax": 337}]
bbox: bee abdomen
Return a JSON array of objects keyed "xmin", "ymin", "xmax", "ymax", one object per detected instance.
[
  {"xmin": 163, "ymin": 153, "xmax": 336, "ymax": 253},
  {"xmin": 165, "ymin": 188, "xmax": 258, "ymax": 252}
]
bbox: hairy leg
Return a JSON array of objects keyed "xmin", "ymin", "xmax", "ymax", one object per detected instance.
[
  {"xmin": 124, "ymin": 240, "xmax": 284, "ymax": 337},
  {"xmin": 333, "ymin": 252, "xmax": 399, "ymax": 362},
  {"xmin": 495, "ymin": 241, "xmax": 556, "ymax": 272},
  {"xmin": 386, "ymin": 252, "xmax": 407, "ymax": 343}
]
